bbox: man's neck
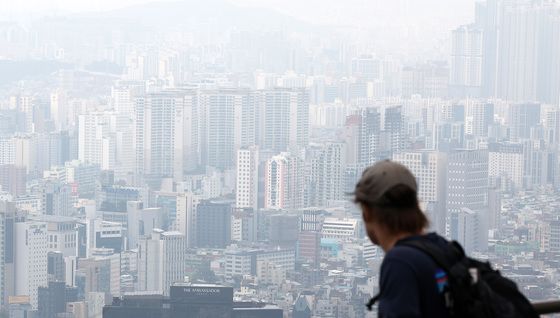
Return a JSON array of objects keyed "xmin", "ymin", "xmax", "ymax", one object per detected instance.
[{"xmin": 381, "ymin": 232, "xmax": 422, "ymax": 252}]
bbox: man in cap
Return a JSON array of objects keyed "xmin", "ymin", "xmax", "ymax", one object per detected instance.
[{"xmin": 354, "ymin": 159, "xmax": 450, "ymax": 317}]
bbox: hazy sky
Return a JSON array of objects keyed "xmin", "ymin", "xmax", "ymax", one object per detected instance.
[
  {"xmin": 0, "ymin": 0, "xmax": 475, "ymax": 58},
  {"xmin": 1, "ymin": 0, "xmax": 476, "ymax": 28},
  {"xmin": 0, "ymin": 0, "xmax": 156, "ymax": 15}
]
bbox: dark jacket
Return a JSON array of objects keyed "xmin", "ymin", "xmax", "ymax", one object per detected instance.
[{"xmin": 377, "ymin": 232, "xmax": 451, "ymax": 318}]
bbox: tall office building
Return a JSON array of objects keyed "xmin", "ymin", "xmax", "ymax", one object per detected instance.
[
  {"xmin": 343, "ymin": 111, "xmax": 379, "ymax": 190},
  {"xmin": 78, "ymin": 111, "xmax": 117, "ymax": 170},
  {"xmin": 497, "ymin": 3, "xmax": 540, "ymax": 101},
  {"xmin": 231, "ymin": 207, "xmax": 258, "ymax": 243},
  {"xmin": 297, "ymin": 231, "xmax": 321, "ymax": 266},
  {"xmin": 126, "ymin": 201, "xmax": 165, "ymax": 249},
  {"xmin": 195, "ymin": 200, "xmax": 232, "ymax": 248},
  {"xmin": 0, "ymin": 136, "xmax": 15, "ymax": 166},
  {"xmin": 264, "ymin": 153, "xmax": 304, "ymax": 210},
  {"xmin": 111, "ymin": 82, "xmax": 145, "ymax": 116},
  {"xmin": 65, "ymin": 160, "xmax": 99, "ymax": 199},
  {"xmin": 175, "ymin": 192, "xmax": 202, "ymax": 248},
  {"xmin": 343, "ymin": 115, "xmax": 361, "ymax": 172},
  {"xmin": 0, "ymin": 202, "xmax": 7, "ymax": 308},
  {"xmin": 13, "ymin": 134, "xmax": 40, "ymax": 178},
  {"xmin": 50, "ymin": 90, "xmax": 68, "ymax": 131},
  {"xmin": 235, "ymin": 147, "xmax": 259, "ymax": 210},
  {"xmin": 199, "ymin": 89, "xmax": 257, "ymax": 170},
  {"xmin": 439, "ymin": 104, "xmax": 465, "ymax": 123},
  {"xmin": 455, "ymin": 207, "xmax": 480, "ymax": 254},
  {"xmin": 535, "ymin": 3, "xmax": 560, "ymax": 104},
  {"xmin": 47, "ymin": 251, "xmax": 65, "ymax": 283},
  {"xmin": 356, "ymin": 108, "xmax": 382, "ymax": 172},
  {"xmin": 260, "ymin": 88, "xmax": 309, "ymax": 153},
  {"xmin": 0, "ymin": 164, "xmax": 26, "ymax": 197},
  {"xmin": 343, "ymin": 112, "xmax": 366, "ymax": 192},
  {"xmin": 541, "ymin": 104, "xmax": 560, "ymax": 146},
  {"xmin": 2, "ymin": 201, "xmax": 18, "ymax": 308},
  {"xmin": 450, "ymin": 24, "xmax": 484, "ymax": 97},
  {"xmin": 113, "ymin": 113, "xmax": 136, "ymax": 181},
  {"xmin": 37, "ymin": 281, "xmax": 78, "ymax": 318},
  {"xmin": 509, "ymin": 103, "xmax": 541, "ymax": 142},
  {"xmin": 446, "ymin": 149, "xmax": 489, "ymax": 252},
  {"xmin": 134, "ymin": 90, "xmax": 198, "ymax": 180},
  {"xmin": 474, "ymin": 0, "xmax": 499, "ymax": 97},
  {"xmin": 521, "ymin": 139, "xmax": 556, "ymax": 188},
  {"xmin": 393, "ymin": 151, "xmax": 447, "ymax": 233},
  {"xmin": 309, "ymin": 143, "xmax": 346, "ymax": 208},
  {"xmin": 39, "ymin": 180, "xmax": 73, "ymax": 216},
  {"xmin": 33, "ymin": 131, "xmax": 58, "ymax": 170},
  {"xmin": 90, "ymin": 248, "xmax": 122, "ymax": 298},
  {"xmin": 172, "ymin": 90, "xmax": 199, "ymax": 178},
  {"xmin": 488, "ymin": 142, "xmax": 524, "ymax": 190},
  {"xmin": 76, "ymin": 258, "xmax": 111, "ymax": 296},
  {"xmin": 466, "ymin": 102, "xmax": 494, "ymax": 137},
  {"xmin": 384, "ymin": 105, "xmax": 405, "ymax": 154},
  {"xmin": 9, "ymin": 95, "xmax": 35, "ymax": 133},
  {"xmin": 496, "ymin": 2, "xmax": 560, "ymax": 103},
  {"xmin": 15, "ymin": 221, "xmax": 49, "ymax": 309},
  {"xmin": 137, "ymin": 229, "xmax": 185, "ymax": 295},
  {"xmin": 135, "ymin": 92, "xmax": 178, "ymax": 178},
  {"xmin": 433, "ymin": 121, "xmax": 465, "ymax": 151}
]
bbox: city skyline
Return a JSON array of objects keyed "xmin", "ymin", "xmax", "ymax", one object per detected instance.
[{"xmin": 0, "ymin": 0, "xmax": 559, "ymax": 317}]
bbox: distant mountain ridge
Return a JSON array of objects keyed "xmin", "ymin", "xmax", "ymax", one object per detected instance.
[{"xmin": 71, "ymin": 0, "xmax": 311, "ymax": 31}]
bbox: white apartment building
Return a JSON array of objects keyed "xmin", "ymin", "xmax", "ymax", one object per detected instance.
[
  {"xmin": 321, "ymin": 218, "xmax": 359, "ymax": 240},
  {"xmin": 137, "ymin": 229, "xmax": 185, "ymax": 295},
  {"xmin": 393, "ymin": 150, "xmax": 446, "ymax": 204},
  {"xmin": 310, "ymin": 143, "xmax": 346, "ymax": 207},
  {"xmin": 15, "ymin": 221, "xmax": 49, "ymax": 309},
  {"xmin": 78, "ymin": 112, "xmax": 117, "ymax": 170},
  {"xmin": 175, "ymin": 192, "xmax": 202, "ymax": 248},
  {"xmin": 264, "ymin": 152, "xmax": 304, "ymax": 210},
  {"xmin": 488, "ymin": 142, "xmax": 524, "ymax": 189},
  {"xmin": 235, "ymin": 147, "xmax": 259, "ymax": 210},
  {"xmin": 0, "ymin": 137, "xmax": 15, "ymax": 165},
  {"xmin": 260, "ymin": 88, "xmax": 310, "ymax": 153},
  {"xmin": 134, "ymin": 90, "xmax": 198, "ymax": 180},
  {"xmin": 50, "ymin": 90, "xmax": 69, "ymax": 131}
]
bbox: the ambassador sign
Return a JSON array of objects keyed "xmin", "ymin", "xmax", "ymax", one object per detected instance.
[
  {"xmin": 183, "ymin": 287, "xmax": 222, "ymax": 294},
  {"xmin": 170, "ymin": 285, "xmax": 234, "ymax": 303}
]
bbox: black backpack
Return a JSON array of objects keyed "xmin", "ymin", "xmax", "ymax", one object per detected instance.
[{"xmin": 367, "ymin": 239, "xmax": 538, "ymax": 318}]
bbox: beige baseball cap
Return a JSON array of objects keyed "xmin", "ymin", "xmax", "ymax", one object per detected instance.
[{"xmin": 354, "ymin": 160, "xmax": 418, "ymax": 205}]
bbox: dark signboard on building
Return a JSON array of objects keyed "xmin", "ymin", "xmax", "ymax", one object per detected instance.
[{"xmin": 170, "ymin": 285, "xmax": 233, "ymax": 304}]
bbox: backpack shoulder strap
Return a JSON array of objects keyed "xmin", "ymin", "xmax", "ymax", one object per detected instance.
[
  {"xmin": 397, "ymin": 239, "xmax": 460, "ymax": 272},
  {"xmin": 366, "ymin": 293, "xmax": 380, "ymax": 311}
]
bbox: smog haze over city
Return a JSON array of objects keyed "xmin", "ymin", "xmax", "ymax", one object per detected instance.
[{"xmin": 0, "ymin": 0, "xmax": 559, "ymax": 317}]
